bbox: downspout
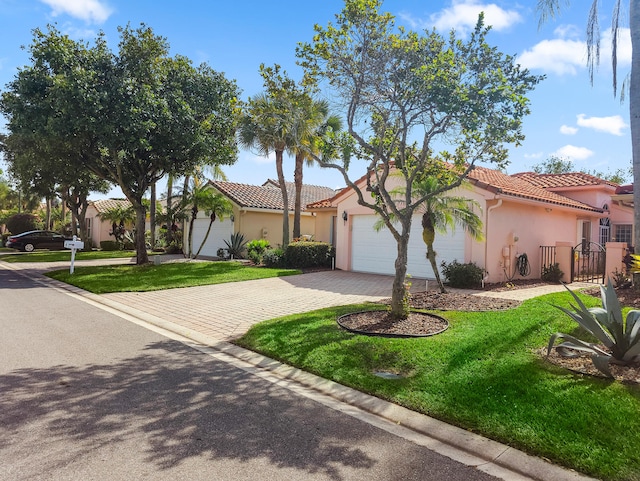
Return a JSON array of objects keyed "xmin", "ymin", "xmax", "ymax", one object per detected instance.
[{"xmin": 485, "ymin": 198, "xmax": 503, "ymax": 284}]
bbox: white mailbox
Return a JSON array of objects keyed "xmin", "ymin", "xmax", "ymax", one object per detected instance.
[
  {"xmin": 64, "ymin": 235, "xmax": 84, "ymax": 274},
  {"xmin": 64, "ymin": 239, "xmax": 85, "ymax": 250}
]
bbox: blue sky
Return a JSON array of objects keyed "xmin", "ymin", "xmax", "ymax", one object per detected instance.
[{"xmin": 0, "ymin": 0, "xmax": 633, "ymax": 198}]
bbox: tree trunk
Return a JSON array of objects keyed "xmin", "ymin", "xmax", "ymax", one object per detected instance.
[
  {"xmin": 46, "ymin": 197, "xmax": 52, "ymax": 230},
  {"xmin": 166, "ymin": 175, "xmax": 174, "ymax": 246},
  {"xmin": 631, "ymin": 0, "xmax": 640, "ymax": 254},
  {"xmin": 426, "ymin": 241, "xmax": 445, "ymax": 293},
  {"xmin": 132, "ymin": 200, "xmax": 149, "ymax": 264},
  {"xmin": 389, "ymin": 226, "xmax": 410, "ymax": 319},
  {"xmin": 275, "ymin": 149, "xmax": 290, "ymax": 247},
  {"xmin": 150, "ymin": 181, "xmax": 156, "ymax": 250},
  {"xmin": 293, "ymin": 152, "xmax": 303, "ymax": 239},
  {"xmin": 187, "ymin": 204, "xmax": 198, "ymax": 259},
  {"xmin": 422, "ymin": 215, "xmax": 446, "ymax": 293}
]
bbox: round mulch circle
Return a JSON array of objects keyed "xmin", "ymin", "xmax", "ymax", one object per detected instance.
[{"xmin": 337, "ymin": 310, "xmax": 449, "ymax": 338}]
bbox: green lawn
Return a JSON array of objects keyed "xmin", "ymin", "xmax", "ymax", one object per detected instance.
[
  {"xmin": 0, "ymin": 249, "xmax": 137, "ymax": 263},
  {"xmin": 45, "ymin": 261, "xmax": 301, "ymax": 293},
  {"xmin": 235, "ymin": 293, "xmax": 640, "ymax": 481}
]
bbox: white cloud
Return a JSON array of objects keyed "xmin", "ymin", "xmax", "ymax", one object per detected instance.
[
  {"xmin": 601, "ymin": 27, "xmax": 632, "ymax": 68},
  {"xmin": 518, "ymin": 38, "xmax": 586, "ymax": 75},
  {"xmin": 39, "ymin": 0, "xmax": 112, "ymax": 24},
  {"xmin": 518, "ymin": 25, "xmax": 631, "ymax": 76},
  {"xmin": 560, "ymin": 125, "xmax": 578, "ymax": 135},
  {"xmin": 552, "ymin": 145, "xmax": 594, "ymax": 161},
  {"xmin": 401, "ymin": 0, "xmax": 522, "ymax": 34},
  {"xmin": 576, "ymin": 113, "xmax": 627, "ymax": 136},
  {"xmin": 523, "ymin": 152, "xmax": 544, "ymax": 160}
]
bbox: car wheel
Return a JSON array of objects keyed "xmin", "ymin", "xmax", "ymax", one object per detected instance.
[{"xmin": 23, "ymin": 243, "xmax": 35, "ymax": 252}]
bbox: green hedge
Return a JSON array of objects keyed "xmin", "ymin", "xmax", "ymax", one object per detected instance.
[
  {"xmin": 100, "ymin": 240, "xmax": 119, "ymax": 251},
  {"xmin": 284, "ymin": 241, "xmax": 334, "ymax": 268}
]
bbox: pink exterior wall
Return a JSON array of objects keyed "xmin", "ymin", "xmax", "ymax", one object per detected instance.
[
  {"xmin": 328, "ymin": 176, "xmax": 628, "ymax": 285},
  {"xmin": 482, "ymin": 200, "xmax": 601, "ymax": 283}
]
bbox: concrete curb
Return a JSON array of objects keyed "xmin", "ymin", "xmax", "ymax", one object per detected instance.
[{"xmin": 1, "ymin": 262, "xmax": 599, "ymax": 481}]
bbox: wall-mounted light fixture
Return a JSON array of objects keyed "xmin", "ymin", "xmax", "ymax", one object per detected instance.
[
  {"xmin": 342, "ymin": 211, "xmax": 348, "ymax": 223},
  {"xmin": 230, "ymin": 214, "xmax": 235, "ymax": 222}
]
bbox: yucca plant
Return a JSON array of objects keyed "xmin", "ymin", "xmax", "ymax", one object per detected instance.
[{"xmin": 547, "ymin": 280, "xmax": 640, "ymax": 377}]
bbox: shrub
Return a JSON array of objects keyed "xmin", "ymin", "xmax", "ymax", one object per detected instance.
[
  {"xmin": 100, "ymin": 240, "xmax": 119, "ymax": 251},
  {"xmin": 440, "ymin": 260, "xmax": 485, "ymax": 288},
  {"xmin": 548, "ymin": 280, "xmax": 640, "ymax": 377},
  {"xmin": 263, "ymin": 248, "xmax": 285, "ymax": 268},
  {"xmin": 246, "ymin": 239, "xmax": 271, "ymax": 265},
  {"xmin": 5, "ymin": 213, "xmax": 41, "ymax": 235},
  {"xmin": 284, "ymin": 241, "xmax": 334, "ymax": 269},
  {"xmin": 541, "ymin": 262, "xmax": 564, "ymax": 283},
  {"xmin": 224, "ymin": 233, "xmax": 248, "ymax": 259}
]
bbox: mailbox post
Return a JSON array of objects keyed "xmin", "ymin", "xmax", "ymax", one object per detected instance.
[{"xmin": 64, "ymin": 235, "xmax": 85, "ymax": 274}]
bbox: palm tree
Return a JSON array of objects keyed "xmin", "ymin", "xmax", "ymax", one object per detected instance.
[
  {"xmin": 415, "ymin": 177, "xmax": 484, "ymax": 293},
  {"xmin": 193, "ymin": 192, "xmax": 233, "ymax": 260},
  {"xmin": 538, "ymin": 1, "xmax": 640, "ymax": 253},
  {"xmin": 238, "ymin": 91, "xmax": 294, "ymax": 246},
  {"xmin": 376, "ymin": 176, "xmax": 483, "ymax": 293},
  {"xmin": 289, "ymin": 98, "xmax": 342, "ymax": 239},
  {"xmin": 97, "ymin": 204, "xmax": 135, "ymax": 246}
]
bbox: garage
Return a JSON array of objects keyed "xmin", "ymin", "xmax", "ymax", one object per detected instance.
[
  {"xmin": 350, "ymin": 214, "xmax": 465, "ymax": 278},
  {"xmin": 190, "ymin": 215, "xmax": 234, "ymax": 258}
]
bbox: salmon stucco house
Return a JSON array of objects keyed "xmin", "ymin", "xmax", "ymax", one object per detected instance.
[{"xmin": 308, "ymin": 167, "xmax": 633, "ymax": 284}]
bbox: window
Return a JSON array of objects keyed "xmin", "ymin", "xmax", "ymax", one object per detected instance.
[
  {"xmin": 86, "ymin": 217, "xmax": 92, "ymax": 239},
  {"xmin": 614, "ymin": 224, "xmax": 633, "ymax": 245},
  {"xmin": 599, "ymin": 217, "xmax": 610, "ymax": 245}
]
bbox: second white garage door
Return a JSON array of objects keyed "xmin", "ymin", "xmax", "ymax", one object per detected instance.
[{"xmin": 351, "ymin": 214, "xmax": 465, "ymax": 278}]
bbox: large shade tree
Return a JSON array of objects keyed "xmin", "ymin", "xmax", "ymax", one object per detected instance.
[
  {"xmin": 297, "ymin": 0, "xmax": 542, "ymax": 319},
  {"xmin": 0, "ymin": 25, "xmax": 239, "ymax": 264},
  {"xmin": 538, "ymin": 0, "xmax": 640, "ymax": 252}
]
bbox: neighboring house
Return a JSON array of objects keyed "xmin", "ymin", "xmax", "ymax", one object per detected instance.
[
  {"xmin": 308, "ymin": 166, "xmax": 633, "ymax": 284},
  {"xmin": 187, "ymin": 179, "xmax": 337, "ymax": 258},
  {"xmin": 85, "ymin": 198, "xmax": 134, "ymax": 248}
]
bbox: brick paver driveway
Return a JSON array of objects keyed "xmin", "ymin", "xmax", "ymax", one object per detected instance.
[{"xmin": 101, "ymin": 270, "xmax": 402, "ymax": 340}]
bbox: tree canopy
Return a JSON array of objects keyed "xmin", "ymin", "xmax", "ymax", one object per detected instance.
[
  {"xmin": 297, "ymin": 0, "xmax": 543, "ymax": 318},
  {"xmin": 0, "ymin": 24, "xmax": 240, "ymax": 263}
]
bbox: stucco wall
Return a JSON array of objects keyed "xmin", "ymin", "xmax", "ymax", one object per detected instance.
[
  {"xmin": 233, "ymin": 209, "xmax": 316, "ymax": 247},
  {"xmin": 312, "ymin": 211, "xmax": 336, "ymax": 244},
  {"xmin": 483, "ymin": 201, "xmax": 601, "ymax": 283},
  {"xmin": 85, "ymin": 205, "xmax": 114, "ymax": 247}
]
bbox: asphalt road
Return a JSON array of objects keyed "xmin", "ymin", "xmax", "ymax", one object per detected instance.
[{"xmin": 0, "ymin": 268, "xmax": 505, "ymax": 481}]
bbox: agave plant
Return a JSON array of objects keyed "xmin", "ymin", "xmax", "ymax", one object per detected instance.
[
  {"xmin": 224, "ymin": 233, "xmax": 248, "ymax": 259},
  {"xmin": 547, "ymin": 280, "xmax": 640, "ymax": 377}
]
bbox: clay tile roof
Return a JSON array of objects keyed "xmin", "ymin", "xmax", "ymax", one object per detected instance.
[
  {"xmin": 468, "ymin": 166, "xmax": 602, "ymax": 212},
  {"xmin": 616, "ymin": 184, "xmax": 633, "ymax": 195},
  {"xmin": 512, "ymin": 171, "xmax": 618, "ymax": 189},
  {"xmin": 89, "ymin": 198, "xmax": 132, "ymax": 213},
  {"xmin": 211, "ymin": 180, "xmax": 336, "ymax": 211}
]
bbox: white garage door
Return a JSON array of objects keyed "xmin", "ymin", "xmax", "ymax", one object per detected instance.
[
  {"xmin": 351, "ymin": 214, "xmax": 465, "ymax": 278},
  {"xmin": 191, "ymin": 215, "xmax": 234, "ymax": 258}
]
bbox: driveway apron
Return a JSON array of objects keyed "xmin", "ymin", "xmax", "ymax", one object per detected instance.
[{"xmin": 101, "ymin": 270, "xmax": 398, "ymax": 340}]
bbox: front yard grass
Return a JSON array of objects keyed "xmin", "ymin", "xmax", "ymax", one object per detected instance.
[
  {"xmin": 45, "ymin": 261, "xmax": 301, "ymax": 293},
  {"xmin": 0, "ymin": 249, "xmax": 137, "ymax": 263},
  {"xmin": 235, "ymin": 292, "xmax": 640, "ymax": 481}
]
